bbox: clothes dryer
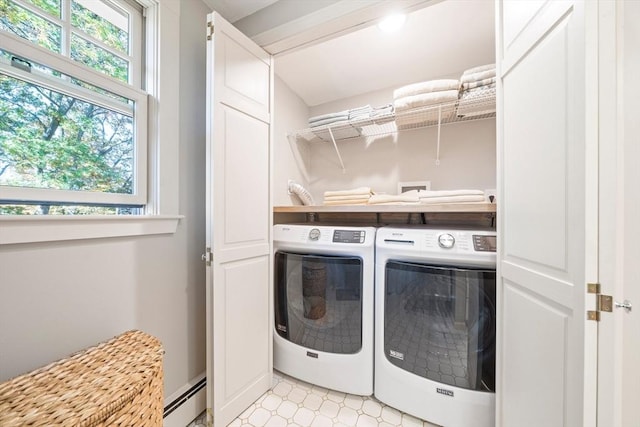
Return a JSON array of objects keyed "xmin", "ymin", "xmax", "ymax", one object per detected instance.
[
  {"xmin": 273, "ymin": 224, "xmax": 376, "ymax": 395},
  {"xmin": 375, "ymin": 226, "xmax": 497, "ymax": 427}
]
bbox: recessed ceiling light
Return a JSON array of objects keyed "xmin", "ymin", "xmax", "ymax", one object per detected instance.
[{"xmin": 377, "ymin": 13, "xmax": 407, "ymax": 33}]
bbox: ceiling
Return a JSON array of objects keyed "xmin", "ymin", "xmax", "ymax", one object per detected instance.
[{"xmin": 203, "ymin": 0, "xmax": 495, "ymax": 107}]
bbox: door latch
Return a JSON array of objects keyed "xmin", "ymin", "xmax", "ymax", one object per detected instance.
[
  {"xmin": 614, "ymin": 300, "xmax": 633, "ymax": 313},
  {"xmin": 201, "ymin": 247, "xmax": 212, "ymax": 266}
]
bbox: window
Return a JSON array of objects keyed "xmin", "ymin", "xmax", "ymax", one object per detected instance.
[{"xmin": 0, "ymin": 0, "xmax": 147, "ymax": 215}]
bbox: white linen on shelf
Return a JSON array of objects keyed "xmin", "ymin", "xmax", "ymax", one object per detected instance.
[
  {"xmin": 460, "ymin": 68, "xmax": 496, "ymax": 84},
  {"xmin": 368, "ymin": 194, "xmax": 420, "ymax": 205},
  {"xmin": 393, "ymin": 90, "xmax": 459, "ymax": 112},
  {"xmin": 393, "ymin": 79, "xmax": 460, "ymax": 99}
]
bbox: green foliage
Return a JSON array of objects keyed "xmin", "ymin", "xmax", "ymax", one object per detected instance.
[
  {"xmin": 0, "ymin": 74, "xmax": 134, "ymax": 193},
  {"xmin": 71, "ymin": 34, "xmax": 129, "ymax": 83},
  {"xmin": 72, "ymin": 1, "xmax": 128, "ymax": 53},
  {"xmin": 24, "ymin": 0, "xmax": 61, "ymax": 18},
  {"xmin": 0, "ymin": 0, "xmax": 61, "ymax": 52}
]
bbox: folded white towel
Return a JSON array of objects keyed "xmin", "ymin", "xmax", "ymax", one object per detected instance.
[
  {"xmin": 309, "ymin": 116, "xmax": 350, "ymax": 127},
  {"xmin": 368, "ymin": 194, "xmax": 420, "ymax": 204},
  {"xmin": 309, "ymin": 110, "xmax": 349, "ymax": 123},
  {"xmin": 393, "ymin": 79, "xmax": 460, "ymax": 99},
  {"xmin": 420, "ymin": 195, "xmax": 486, "ymax": 204},
  {"xmin": 462, "ymin": 63, "xmax": 496, "ymax": 76},
  {"xmin": 324, "ymin": 187, "xmax": 372, "ymax": 197},
  {"xmin": 323, "ymin": 199, "xmax": 370, "ymax": 205},
  {"xmin": 461, "ymin": 68, "xmax": 496, "ymax": 84},
  {"xmin": 416, "ymin": 189, "xmax": 485, "ymax": 198},
  {"xmin": 462, "ymin": 76, "xmax": 496, "ymax": 91},
  {"xmin": 324, "ymin": 194, "xmax": 372, "ymax": 201},
  {"xmin": 394, "ymin": 90, "xmax": 459, "ymax": 112}
]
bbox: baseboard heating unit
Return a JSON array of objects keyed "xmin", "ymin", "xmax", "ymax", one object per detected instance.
[{"xmin": 163, "ymin": 373, "xmax": 206, "ymax": 427}]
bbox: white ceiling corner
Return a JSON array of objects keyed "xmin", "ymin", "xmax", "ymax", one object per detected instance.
[{"xmin": 202, "ymin": 0, "xmax": 496, "ymax": 107}]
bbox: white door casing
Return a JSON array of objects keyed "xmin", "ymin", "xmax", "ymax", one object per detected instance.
[
  {"xmin": 205, "ymin": 12, "xmax": 273, "ymax": 427},
  {"xmin": 597, "ymin": 1, "xmax": 640, "ymax": 426},
  {"xmin": 497, "ymin": 1, "xmax": 597, "ymax": 426}
]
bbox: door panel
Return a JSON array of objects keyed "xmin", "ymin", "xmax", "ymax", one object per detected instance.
[
  {"xmin": 503, "ymin": 13, "xmax": 569, "ymax": 271},
  {"xmin": 206, "ymin": 12, "xmax": 272, "ymax": 427},
  {"xmin": 221, "ymin": 106, "xmax": 269, "ymax": 245},
  {"xmin": 217, "ymin": 32, "xmax": 270, "ymax": 123},
  {"xmin": 498, "ymin": 1, "xmax": 596, "ymax": 426},
  {"xmin": 219, "ymin": 258, "xmax": 270, "ymax": 399},
  {"xmin": 502, "ymin": 282, "xmax": 567, "ymax": 425}
]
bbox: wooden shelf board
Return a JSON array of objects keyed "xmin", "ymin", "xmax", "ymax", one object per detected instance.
[{"xmin": 274, "ymin": 203, "xmax": 496, "ymax": 214}]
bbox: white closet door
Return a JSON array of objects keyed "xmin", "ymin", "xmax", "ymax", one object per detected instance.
[
  {"xmin": 205, "ymin": 12, "xmax": 273, "ymax": 427},
  {"xmin": 497, "ymin": 1, "xmax": 597, "ymax": 426}
]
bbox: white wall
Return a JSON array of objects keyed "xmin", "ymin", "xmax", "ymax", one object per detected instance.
[
  {"xmin": 273, "ymin": 75, "xmax": 310, "ymax": 206},
  {"xmin": 0, "ymin": 0, "xmax": 208, "ymax": 408},
  {"xmin": 276, "ymin": 85, "xmax": 496, "ymax": 203}
]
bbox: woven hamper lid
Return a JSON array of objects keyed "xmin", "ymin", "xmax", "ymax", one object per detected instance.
[{"xmin": 0, "ymin": 330, "xmax": 164, "ymax": 427}]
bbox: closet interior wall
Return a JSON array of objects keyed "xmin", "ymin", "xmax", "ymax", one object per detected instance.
[{"xmin": 274, "ymin": 82, "xmax": 497, "ymax": 204}]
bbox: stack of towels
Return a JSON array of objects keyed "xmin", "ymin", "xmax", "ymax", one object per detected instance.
[
  {"xmin": 323, "ymin": 187, "xmax": 373, "ymax": 205},
  {"xmin": 393, "ymin": 79, "xmax": 460, "ymax": 129},
  {"xmin": 308, "ymin": 105, "xmax": 375, "ymax": 140},
  {"xmin": 367, "ymin": 194, "xmax": 420, "ymax": 205},
  {"xmin": 457, "ymin": 64, "xmax": 496, "ymax": 118},
  {"xmin": 308, "ymin": 109, "xmax": 358, "ymax": 140},
  {"xmin": 404, "ymin": 189, "xmax": 486, "ymax": 204},
  {"xmin": 370, "ymin": 103, "xmax": 394, "ymax": 124},
  {"xmin": 348, "ymin": 105, "xmax": 373, "ymax": 121}
]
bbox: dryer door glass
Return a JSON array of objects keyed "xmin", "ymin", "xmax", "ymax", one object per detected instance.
[
  {"xmin": 275, "ymin": 252, "xmax": 363, "ymax": 354},
  {"xmin": 384, "ymin": 260, "xmax": 496, "ymax": 392}
]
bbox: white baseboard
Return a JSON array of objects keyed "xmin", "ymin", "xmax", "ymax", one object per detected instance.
[{"xmin": 163, "ymin": 372, "xmax": 207, "ymax": 427}]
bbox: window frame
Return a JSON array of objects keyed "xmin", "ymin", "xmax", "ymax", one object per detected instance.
[
  {"xmin": 0, "ymin": 0, "xmax": 182, "ymax": 244},
  {"xmin": 0, "ymin": 33, "xmax": 149, "ymax": 207}
]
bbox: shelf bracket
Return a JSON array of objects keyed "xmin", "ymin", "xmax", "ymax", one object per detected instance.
[{"xmin": 327, "ymin": 127, "xmax": 346, "ymax": 174}]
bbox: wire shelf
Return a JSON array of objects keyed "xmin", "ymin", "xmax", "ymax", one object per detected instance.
[{"xmin": 289, "ymin": 89, "xmax": 496, "ymax": 144}]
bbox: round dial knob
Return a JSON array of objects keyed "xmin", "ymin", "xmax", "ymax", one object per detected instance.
[
  {"xmin": 308, "ymin": 228, "xmax": 321, "ymax": 241},
  {"xmin": 438, "ymin": 233, "xmax": 455, "ymax": 249}
]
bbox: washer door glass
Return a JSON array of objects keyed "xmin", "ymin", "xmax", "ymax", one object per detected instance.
[
  {"xmin": 275, "ymin": 252, "xmax": 363, "ymax": 354},
  {"xmin": 384, "ymin": 260, "xmax": 496, "ymax": 392}
]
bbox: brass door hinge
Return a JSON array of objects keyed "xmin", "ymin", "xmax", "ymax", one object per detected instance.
[
  {"xmin": 586, "ymin": 282, "xmax": 613, "ymax": 321},
  {"xmin": 207, "ymin": 22, "xmax": 214, "ymax": 41}
]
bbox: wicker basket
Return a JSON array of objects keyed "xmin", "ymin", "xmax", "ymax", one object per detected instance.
[{"xmin": 0, "ymin": 330, "xmax": 164, "ymax": 427}]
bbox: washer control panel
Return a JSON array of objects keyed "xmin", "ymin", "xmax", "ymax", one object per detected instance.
[{"xmin": 332, "ymin": 229, "xmax": 366, "ymax": 244}]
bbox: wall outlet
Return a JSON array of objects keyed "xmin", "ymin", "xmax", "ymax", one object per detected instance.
[{"xmin": 484, "ymin": 189, "xmax": 497, "ymax": 203}]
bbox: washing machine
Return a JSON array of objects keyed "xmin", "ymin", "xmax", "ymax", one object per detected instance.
[
  {"xmin": 375, "ymin": 226, "xmax": 497, "ymax": 427},
  {"xmin": 273, "ymin": 224, "xmax": 375, "ymax": 395}
]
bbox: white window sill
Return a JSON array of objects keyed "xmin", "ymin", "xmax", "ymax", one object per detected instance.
[{"xmin": 0, "ymin": 215, "xmax": 182, "ymax": 245}]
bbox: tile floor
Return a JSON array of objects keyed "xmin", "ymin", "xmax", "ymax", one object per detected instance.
[{"xmin": 187, "ymin": 370, "xmax": 440, "ymax": 427}]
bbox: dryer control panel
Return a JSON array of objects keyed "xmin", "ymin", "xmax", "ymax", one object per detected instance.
[
  {"xmin": 473, "ymin": 234, "xmax": 496, "ymax": 252},
  {"xmin": 375, "ymin": 226, "xmax": 497, "ymax": 268}
]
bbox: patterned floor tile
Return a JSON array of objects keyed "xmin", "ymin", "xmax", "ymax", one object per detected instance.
[{"xmin": 186, "ymin": 371, "xmax": 441, "ymax": 427}]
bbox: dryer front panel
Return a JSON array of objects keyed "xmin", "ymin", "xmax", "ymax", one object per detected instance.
[
  {"xmin": 275, "ymin": 251, "xmax": 363, "ymax": 355},
  {"xmin": 384, "ymin": 260, "xmax": 496, "ymax": 392}
]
